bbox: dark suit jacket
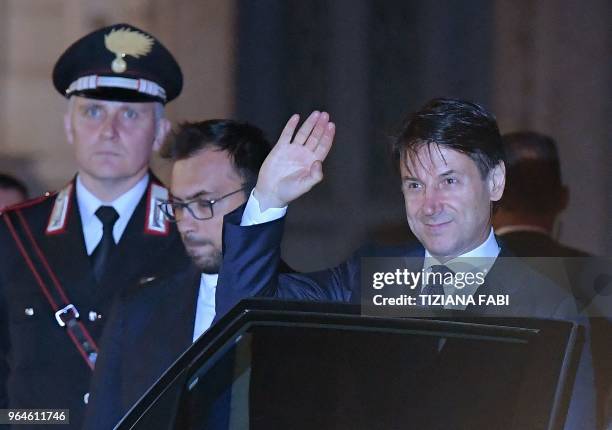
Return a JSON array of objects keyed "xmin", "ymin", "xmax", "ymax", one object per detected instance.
[
  {"xmin": 217, "ymin": 206, "xmax": 576, "ymax": 320},
  {"xmin": 500, "ymin": 230, "xmax": 610, "ymax": 428},
  {"xmin": 497, "ymin": 231, "xmax": 597, "ymax": 311},
  {"xmin": 0, "ymin": 177, "xmax": 188, "ymax": 429},
  {"xmin": 84, "ymin": 258, "xmax": 295, "ymax": 430},
  {"xmin": 84, "ymin": 265, "xmax": 202, "ymax": 430},
  {"xmin": 499, "ymin": 230, "xmax": 589, "ymax": 258}
]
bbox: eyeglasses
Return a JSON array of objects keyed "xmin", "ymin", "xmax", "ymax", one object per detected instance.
[{"xmin": 158, "ymin": 188, "xmax": 245, "ymax": 222}]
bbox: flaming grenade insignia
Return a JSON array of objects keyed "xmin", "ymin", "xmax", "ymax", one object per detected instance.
[{"xmin": 104, "ymin": 28, "xmax": 154, "ymax": 73}]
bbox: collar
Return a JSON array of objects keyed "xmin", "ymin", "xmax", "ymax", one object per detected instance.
[
  {"xmin": 495, "ymin": 224, "xmax": 550, "ymax": 236},
  {"xmin": 423, "ymin": 227, "xmax": 500, "ymax": 273},
  {"xmin": 421, "ymin": 228, "xmax": 500, "ymax": 308},
  {"xmin": 76, "ymin": 173, "xmax": 149, "ymax": 226}
]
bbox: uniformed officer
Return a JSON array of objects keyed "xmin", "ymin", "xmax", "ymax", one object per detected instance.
[{"xmin": 0, "ymin": 23, "xmax": 188, "ymax": 429}]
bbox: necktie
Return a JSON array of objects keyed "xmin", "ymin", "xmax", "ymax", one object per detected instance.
[
  {"xmin": 422, "ymin": 265, "xmax": 454, "ymax": 299},
  {"xmin": 91, "ymin": 206, "xmax": 119, "ymax": 283}
]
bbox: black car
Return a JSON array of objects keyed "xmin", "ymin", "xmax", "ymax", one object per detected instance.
[{"xmin": 116, "ymin": 299, "xmax": 583, "ymax": 430}]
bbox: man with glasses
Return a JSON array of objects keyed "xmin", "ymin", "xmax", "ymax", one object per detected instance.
[{"xmin": 84, "ymin": 119, "xmax": 295, "ymax": 430}]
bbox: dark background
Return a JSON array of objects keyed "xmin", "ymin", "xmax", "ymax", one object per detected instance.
[
  {"xmin": 0, "ymin": 0, "xmax": 610, "ymax": 270},
  {"xmin": 234, "ymin": 0, "xmax": 612, "ymax": 270}
]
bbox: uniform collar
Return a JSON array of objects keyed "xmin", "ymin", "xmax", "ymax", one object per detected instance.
[
  {"xmin": 76, "ymin": 174, "xmax": 149, "ymax": 254},
  {"xmin": 75, "ymin": 173, "xmax": 149, "ymax": 226}
]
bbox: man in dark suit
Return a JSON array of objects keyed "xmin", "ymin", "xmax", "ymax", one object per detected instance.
[
  {"xmin": 493, "ymin": 131, "xmax": 612, "ymax": 428},
  {"xmin": 0, "ymin": 23, "xmax": 188, "ymax": 429},
  {"xmin": 218, "ymin": 101, "xmax": 574, "ymax": 315},
  {"xmin": 493, "ymin": 131, "xmax": 589, "ymax": 257},
  {"xmin": 492, "ymin": 131, "xmax": 594, "ymax": 310},
  {"xmin": 216, "ymin": 99, "xmax": 594, "ymax": 428},
  {"xmin": 83, "ymin": 120, "xmax": 300, "ymax": 429}
]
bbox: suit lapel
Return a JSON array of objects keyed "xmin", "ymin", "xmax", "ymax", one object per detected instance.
[
  {"xmin": 144, "ymin": 266, "xmax": 202, "ymax": 359},
  {"xmin": 465, "ymin": 246, "xmax": 521, "ymax": 314},
  {"xmin": 404, "ymin": 248, "xmax": 425, "ymax": 299},
  {"xmin": 125, "ymin": 267, "xmax": 201, "ymax": 405},
  {"xmin": 171, "ymin": 266, "xmax": 201, "ymax": 351}
]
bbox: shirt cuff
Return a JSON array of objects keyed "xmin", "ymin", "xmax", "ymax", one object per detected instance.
[{"xmin": 240, "ymin": 190, "xmax": 287, "ymax": 226}]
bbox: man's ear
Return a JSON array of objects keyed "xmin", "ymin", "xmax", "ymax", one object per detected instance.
[
  {"xmin": 488, "ymin": 161, "xmax": 506, "ymax": 202},
  {"xmin": 64, "ymin": 112, "xmax": 74, "ymax": 145},
  {"xmin": 153, "ymin": 118, "xmax": 171, "ymax": 151}
]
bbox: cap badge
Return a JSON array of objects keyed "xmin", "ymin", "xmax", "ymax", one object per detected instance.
[{"xmin": 104, "ymin": 27, "xmax": 154, "ymax": 74}]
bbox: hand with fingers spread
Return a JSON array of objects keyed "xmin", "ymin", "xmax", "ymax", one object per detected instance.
[{"xmin": 254, "ymin": 111, "xmax": 336, "ymax": 211}]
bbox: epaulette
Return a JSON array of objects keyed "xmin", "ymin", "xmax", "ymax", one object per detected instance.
[
  {"xmin": 145, "ymin": 178, "xmax": 169, "ymax": 236},
  {"xmin": 46, "ymin": 183, "xmax": 73, "ymax": 235},
  {"xmin": 0, "ymin": 191, "xmax": 57, "ymax": 216}
]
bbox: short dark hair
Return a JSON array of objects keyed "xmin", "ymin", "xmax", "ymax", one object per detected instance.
[
  {"xmin": 500, "ymin": 131, "xmax": 564, "ymax": 213},
  {"xmin": 0, "ymin": 173, "xmax": 28, "ymax": 198},
  {"xmin": 160, "ymin": 120, "xmax": 272, "ymax": 192},
  {"xmin": 391, "ymin": 98, "xmax": 504, "ymax": 178}
]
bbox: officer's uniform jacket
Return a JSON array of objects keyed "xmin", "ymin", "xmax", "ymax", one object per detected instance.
[{"xmin": 0, "ymin": 176, "xmax": 188, "ymax": 429}]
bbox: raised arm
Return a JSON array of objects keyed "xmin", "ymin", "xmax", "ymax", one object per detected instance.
[{"xmin": 216, "ymin": 112, "xmax": 350, "ymax": 318}]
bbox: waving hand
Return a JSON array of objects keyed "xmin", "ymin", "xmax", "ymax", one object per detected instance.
[{"xmin": 254, "ymin": 111, "xmax": 335, "ymax": 210}]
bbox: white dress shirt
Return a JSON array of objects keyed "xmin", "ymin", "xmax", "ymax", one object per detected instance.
[
  {"xmin": 192, "ymin": 273, "xmax": 218, "ymax": 341},
  {"xmin": 422, "ymin": 228, "xmax": 500, "ymax": 309},
  {"xmin": 240, "ymin": 189, "xmax": 288, "ymax": 226},
  {"xmin": 76, "ymin": 174, "xmax": 149, "ymax": 255}
]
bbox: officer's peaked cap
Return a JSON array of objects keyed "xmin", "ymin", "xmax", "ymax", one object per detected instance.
[{"xmin": 53, "ymin": 23, "xmax": 182, "ymax": 104}]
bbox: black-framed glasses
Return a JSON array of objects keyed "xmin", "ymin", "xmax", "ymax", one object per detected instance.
[{"xmin": 158, "ymin": 188, "xmax": 245, "ymax": 222}]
